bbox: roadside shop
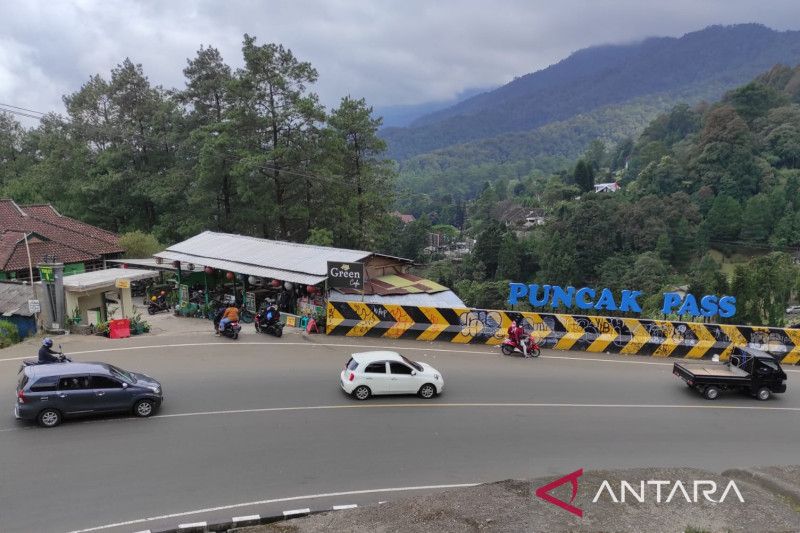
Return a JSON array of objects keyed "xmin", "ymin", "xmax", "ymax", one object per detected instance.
[{"xmin": 153, "ymin": 231, "xmax": 417, "ymax": 327}]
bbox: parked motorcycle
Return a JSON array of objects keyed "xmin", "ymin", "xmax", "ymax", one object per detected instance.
[
  {"xmin": 254, "ymin": 309, "xmax": 283, "ymax": 338},
  {"xmin": 147, "ymin": 296, "xmax": 171, "ymax": 315},
  {"xmin": 501, "ymin": 336, "xmax": 541, "ymax": 357}
]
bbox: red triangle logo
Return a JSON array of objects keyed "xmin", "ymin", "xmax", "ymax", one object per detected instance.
[{"xmin": 535, "ymin": 468, "xmax": 583, "ymax": 517}]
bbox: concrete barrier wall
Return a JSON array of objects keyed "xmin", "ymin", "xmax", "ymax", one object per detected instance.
[{"xmin": 326, "ymin": 301, "xmax": 800, "ymax": 365}]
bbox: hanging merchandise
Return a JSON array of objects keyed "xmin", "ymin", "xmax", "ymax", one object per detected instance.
[
  {"xmin": 248, "ymin": 276, "xmax": 259, "ymax": 285},
  {"xmin": 204, "ymin": 266, "xmax": 214, "ymax": 275},
  {"xmin": 187, "ymin": 263, "xmax": 195, "ymax": 271},
  {"xmin": 226, "ymin": 272, "xmax": 234, "ymax": 280},
  {"xmin": 284, "ymin": 282, "xmax": 294, "ymax": 290},
  {"xmin": 271, "ymin": 279, "xmax": 282, "ymax": 288}
]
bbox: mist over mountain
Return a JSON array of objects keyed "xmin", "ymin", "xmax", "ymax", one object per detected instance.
[{"xmin": 382, "ymin": 24, "xmax": 800, "ymax": 161}]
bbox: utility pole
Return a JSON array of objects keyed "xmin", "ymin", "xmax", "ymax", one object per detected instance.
[{"xmin": 23, "ymin": 233, "xmax": 41, "ymax": 330}]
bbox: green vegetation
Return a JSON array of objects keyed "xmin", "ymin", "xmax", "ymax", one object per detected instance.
[
  {"xmin": 119, "ymin": 231, "xmax": 162, "ymax": 259},
  {"xmin": 0, "ymin": 321, "xmax": 20, "ymax": 348},
  {"xmin": 422, "ymin": 65, "xmax": 800, "ymax": 326},
  {"xmin": 0, "ymin": 36, "xmax": 395, "ymax": 251}
]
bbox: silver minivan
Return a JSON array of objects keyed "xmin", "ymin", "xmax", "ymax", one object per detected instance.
[{"xmin": 15, "ymin": 362, "xmax": 163, "ymax": 427}]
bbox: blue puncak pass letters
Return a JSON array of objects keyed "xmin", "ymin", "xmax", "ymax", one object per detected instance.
[{"xmin": 508, "ymin": 283, "xmax": 736, "ymax": 319}]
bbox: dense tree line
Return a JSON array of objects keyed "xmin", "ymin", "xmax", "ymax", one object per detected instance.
[
  {"xmin": 0, "ymin": 36, "xmax": 396, "ymax": 251},
  {"xmin": 421, "ymin": 65, "xmax": 800, "ymax": 326}
]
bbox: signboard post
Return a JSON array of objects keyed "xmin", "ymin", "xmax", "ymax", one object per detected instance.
[
  {"xmin": 245, "ymin": 291, "xmax": 257, "ymax": 314},
  {"xmin": 326, "ymin": 261, "xmax": 365, "ymax": 301}
]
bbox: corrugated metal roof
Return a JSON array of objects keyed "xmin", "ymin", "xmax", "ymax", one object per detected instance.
[
  {"xmin": 328, "ymin": 290, "xmax": 466, "ymax": 308},
  {"xmin": 155, "ymin": 231, "xmax": 376, "ymax": 282},
  {"xmin": 0, "ymin": 282, "xmax": 35, "ymax": 317},
  {"xmin": 156, "ymin": 251, "xmax": 327, "ymax": 286},
  {"xmin": 62, "ymin": 268, "xmax": 159, "ymax": 292}
]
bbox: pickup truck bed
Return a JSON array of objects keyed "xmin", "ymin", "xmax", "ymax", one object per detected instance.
[{"xmin": 678, "ymin": 364, "xmax": 748, "ymax": 378}]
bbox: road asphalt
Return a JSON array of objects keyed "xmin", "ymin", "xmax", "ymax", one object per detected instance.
[{"xmin": 0, "ymin": 328, "xmax": 798, "ymax": 533}]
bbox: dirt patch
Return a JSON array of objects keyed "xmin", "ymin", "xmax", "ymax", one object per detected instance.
[{"xmin": 239, "ymin": 466, "xmax": 800, "ymax": 533}]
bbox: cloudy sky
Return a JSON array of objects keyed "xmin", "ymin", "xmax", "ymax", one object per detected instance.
[{"xmin": 2, "ymin": 0, "xmax": 800, "ymax": 124}]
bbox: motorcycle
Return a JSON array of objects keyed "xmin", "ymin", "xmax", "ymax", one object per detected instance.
[
  {"xmin": 501, "ymin": 336, "xmax": 541, "ymax": 357},
  {"xmin": 147, "ymin": 297, "xmax": 171, "ymax": 315},
  {"xmin": 19, "ymin": 346, "xmax": 72, "ymax": 373},
  {"xmin": 254, "ymin": 310, "xmax": 283, "ymax": 338}
]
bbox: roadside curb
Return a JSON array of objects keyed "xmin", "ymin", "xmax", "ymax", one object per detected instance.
[{"xmin": 149, "ymin": 502, "xmax": 364, "ymax": 532}]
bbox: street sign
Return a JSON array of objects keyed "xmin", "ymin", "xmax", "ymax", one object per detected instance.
[
  {"xmin": 245, "ymin": 291, "xmax": 257, "ymax": 313},
  {"xmin": 326, "ymin": 261, "xmax": 365, "ymax": 290},
  {"xmin": 28, "ymin": 299, "xmax": 40, "ymax": 314},
  {"xmin": 115, "ymin": 278, "xmax": 131, "ymax": 289},
  {"xmin": 39, "ymin": 266, "xmax": 54, "ymax": 282}
]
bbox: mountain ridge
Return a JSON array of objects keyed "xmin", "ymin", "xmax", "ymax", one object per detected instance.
[{"xmin": 383, "ymin": 23, "xmax": 800, "ymax": 160}]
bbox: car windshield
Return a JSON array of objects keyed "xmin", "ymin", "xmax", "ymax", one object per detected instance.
[
  {"xmin": 400, "ymin": 354, "xmax": 423, "ymax": 372},
  {"xmin": 107, "ymin": 365, "xmax": 136, "ymax": 384}
]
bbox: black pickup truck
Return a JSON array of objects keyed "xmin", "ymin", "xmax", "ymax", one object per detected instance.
[{"xmin": 673, "ymin": 346, "xmax": 787, "ymax": 400}]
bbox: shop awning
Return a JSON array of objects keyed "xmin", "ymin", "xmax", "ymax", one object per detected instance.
[
  {"xmin": 62, "ymin": 268, "xmax": 159, "ymax": 292},
  {"xmin": 154, "ymin": 231, "xmax": 410, "ymax": 286},
  {"xmin": 156, "ymin": 251, "xmax": 328, "ymax": 286}
]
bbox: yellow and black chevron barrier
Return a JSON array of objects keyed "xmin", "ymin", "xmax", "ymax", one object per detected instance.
[{"xmin": 326, "ymin": 301, "xmax": 800, "ymax": 365}]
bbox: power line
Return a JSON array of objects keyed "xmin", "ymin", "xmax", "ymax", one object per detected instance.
[
  {"xmin": 0, "ymin": 107, "xmax": 44, "ymax": 121},
  {"xmin": 0, "ymin": 102, "xmax": 46, "ymax": 116}
]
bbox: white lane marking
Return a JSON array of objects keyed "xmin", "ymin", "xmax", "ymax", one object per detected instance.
[
  {"xmin": 4, "ymin": 401, "xmax": 800, "ymax": 434},
  {"xmin": 232, "ymin": 514, "xmax": 260, "ymax": 522},
  {"xmin": 5, "ymin": 401, "xmax": 800, "ymax": 434},
  {"xmin": 66, "ymin": 483, "xmax": 477, "ymax": 533},
  {"xmin": 332, "ymin": 504, "xmax": 358, "ymax": 510},
  {"xmin": 283, "ymin": 508, "xmax": 311, "ymax": 516},
  {"xmin": 178, "ymin": 522, "xmax": 206, "ymax": 528},
  {"xmin": 2, "ymin": 339, "xmax": 798, "ymax": 372}
]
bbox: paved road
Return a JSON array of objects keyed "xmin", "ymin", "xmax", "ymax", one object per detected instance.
[{"xmin": 0, "ymin": 332, "xmax": 798, "ymax": 533}]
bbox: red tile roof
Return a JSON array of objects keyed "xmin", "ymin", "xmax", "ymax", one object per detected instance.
[
  {"xmin": 2, "ymin": 237, "xmax": 93, "ymax": 271},
  {"xmin": 0, "ymin": 200, "xmax": 122, "ymax": 264}
]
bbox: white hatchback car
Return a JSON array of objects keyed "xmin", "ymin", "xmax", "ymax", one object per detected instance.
[{"xmin": 340, "ymin": 351, "xmax": 444, "ymax": 400}]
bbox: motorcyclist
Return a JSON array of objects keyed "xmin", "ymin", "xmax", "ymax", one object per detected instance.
[
  {"xmin": 265, "ymin": 303, "xmax": 280, "ymax": 325},
  {"xmin": 38, "ymin": 338, "xmax": 62, "ymax": 364},
  {"xmin": 217, "ymin": 304, "xmax": 240, "ymax": 335},
  {"xmin": 507, "ymin": 321, "xmax": 529, "ymax": 357}
]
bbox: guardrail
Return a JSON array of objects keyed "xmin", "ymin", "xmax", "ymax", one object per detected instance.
[{"xmin": 325, "ymin": 301, "xmax": 800, "ymax": 365}]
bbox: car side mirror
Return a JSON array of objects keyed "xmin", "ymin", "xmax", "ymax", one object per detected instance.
[
  {"xmin": 122, "ymin": 382, "xmax": 129, "ymax": 388},
  {"xmin": 411, "ymin": 371, "xmax": 417, "ymax": 376}
]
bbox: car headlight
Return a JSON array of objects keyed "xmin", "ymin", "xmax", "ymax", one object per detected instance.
[
  {"xmin": 148, "ymin": 386, "xmax": 161, "ymax": 394},
  {"xmin": 434, "ymin": 374, "xmax": 440, "ymax": 380}
]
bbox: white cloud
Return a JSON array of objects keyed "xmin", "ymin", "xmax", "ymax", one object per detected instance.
[{"xmin": 0, "ymin": 0, "xmax": 799, "ymax": 124}]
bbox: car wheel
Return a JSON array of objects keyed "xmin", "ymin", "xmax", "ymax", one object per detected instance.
[
  {"xmin": 703, "ymin": 386, "xmax": 720, "ymax": 400},
  {"xmin": 501, "ymin": 344, "xmax": 514, "ymax": 355},
  {"xmin": 134, "ymin": 399, "xmax": 156, "ymax": 417},
  {"xmin": 756, "ymin": 387, "xmax": 771, "ymax": 401},
  {"xmin": 38, "ymin": 408, "xmax": 62, "ymax": 428},
  {"xmin": 418, "ymin": 383, "xmax": 437, "ymax": 399},
  {"xmin": 352, "ymin": 385, "xmax": 371, "ymax": 401}
]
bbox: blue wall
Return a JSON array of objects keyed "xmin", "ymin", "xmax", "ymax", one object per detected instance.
[{"xmin": 1, "ymin": 315, "xmax": 36, "ymax": 339}]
